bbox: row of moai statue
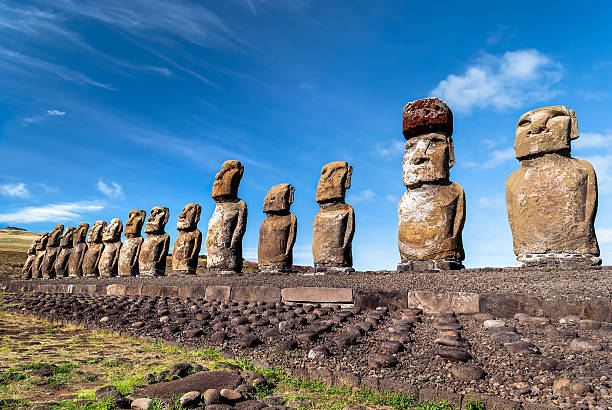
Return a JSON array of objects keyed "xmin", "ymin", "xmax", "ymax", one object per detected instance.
[{"xmin": 22, "ymin": 97, "xmax": 601, "ymax": 277}]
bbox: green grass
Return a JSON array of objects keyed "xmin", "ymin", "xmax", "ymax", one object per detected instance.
[{"xmin": 47, "ymin": 363, "xmax": 78, "ymax": 386}]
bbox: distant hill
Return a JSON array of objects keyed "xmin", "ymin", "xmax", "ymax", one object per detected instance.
[{"xmin": 0, "ymin": 227, "xmax": 41, "ymax": 252}]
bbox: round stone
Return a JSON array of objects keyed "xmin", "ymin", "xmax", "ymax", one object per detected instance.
[
  {"xmin": 598, "ymin": 325, "xmax": 612, "ymax": 339},
  {"xmin": 530, "ymin": 357, "xmax": 561, "ymax": 371},
  {"xmin": 380, "ymin": 341, "xmax": 404, "ymax": 354},
  {"xmin": 450, "ymin": 363, "xmax": 485, "ymax": 381},
  {"xmin": 308, "ymin": 346, "xmax": 330, "ymax": 360},
  {"xmin": 220, "ymin": 388, "xmax": 242, "ymax": 401},
  {"xmin": 202, "ymin": 389, "xmax": 220, "ymax": 405},
  {"xmin": 506, "ymin": 341, "xmax": 539, "ymax": 355},
  {"xmin": 333, "ymin": 334, "xmax": 357, "ymax": 347},
  {"xmin": 368, "ymin": 353, "xmax": 398, "ymax": 369},
  {"xmin": 578, "ymin": 319, "xmax": 601, "ymax": 330},
  {"xmin": 277, "ymin": 339, "xmax": 298, "ymax": 351},
  {"xmin": 436, "ymin": 347, "xmax": 471, "ymax": 362},
  {"xmin": 490, "ymin": 332, "xmax": 520, "ymax": 344},
  {"xmin": 179, "ymin": 391, "xmax": 201, "ymax": 408},
  {"xmin": 569, "ymin": 337, "xmax": 602, "ymax": 352},
  {"xmin": 434, "ymin": 336, "xmax": 470, "ymax": 348},
  {"xmin": 552, "ymin": 378, "xmax": 591, "ymax": 397},
  {"xmin": 483, "ymin": 319, "xmax": 506, "ymax": 328}
]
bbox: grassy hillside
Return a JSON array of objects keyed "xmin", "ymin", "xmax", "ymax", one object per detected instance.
[{"xmin": 0, "ymin": 227, "xmax": 40, "ymax": 252}]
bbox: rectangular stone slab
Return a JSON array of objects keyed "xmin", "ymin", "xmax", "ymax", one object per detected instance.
[
  {"xmin": 231, "ymin": 286, "xmax": 280, "ymax": 303},
  {"xmin": 407, "ymin": 291, "xmax": 479, "ymax": 314},
  {"xmin": 281, "ymin": 287, "xmax": 353, "ymax": 303},
  {"xmin": 205, "ymin": 285, "xmax": 231, "ymax": 302}
]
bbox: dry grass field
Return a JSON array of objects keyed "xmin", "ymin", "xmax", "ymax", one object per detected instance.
[{"xmin": 0, "ymin": 227, "xmax": 40, "ymax": 252}]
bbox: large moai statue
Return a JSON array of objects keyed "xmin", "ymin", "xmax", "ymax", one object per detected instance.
[
  {"xmin": 397, "ymin": 98, "xmax": 466, "ymax": 271},
  {"xmin": 506, "ymin": 106, "xmax": 600, "ymax": 266},
  {"xmin": 54, "ymin": 226, "xmax": 75, "ymax": 278},
  {"xmin": 22, "ymin": 240, "xmax": 37, "ymax": 280},
  {"xmin": 172, "ymin": 203, "xmax": 203, "ymax": 276},
  {"xmin": 118, "ymin": 209, "xmax": 146, "ymax": 276},
  {"xmin": 32, "ymin": 232, "xmax": 49, "ymax": 279},
  {"xmin": 99, "ymin": 218, "xmax": 123, "ymax": 277},
  {"xmin": 312, "ymin": 161, "xmax": 355, "ymax": 273},
  {"xmin": 258, "ymin": 183, "xmax": 297, "ymax": 273},
  {"xmin": 41, "ymin": 224, "xmax": 64, "ymax": 279},
  {"xmin": 206, "ymin": 160, "xmax": 247, "ymax": 274},
  {"xmin": 82, "ymin": 221, "xmax": 107, "ymax": 277},
  {"xmin": 68, "ymin": 223, "xmax": 89, "ymax": 277},
  {"xmin": 139, "ymin": 206, "xmax": 170, "ymax": 276}
]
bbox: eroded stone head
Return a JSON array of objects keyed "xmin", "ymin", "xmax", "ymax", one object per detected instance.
[
  {"xmin": 145, "ymin": 206, "xmax": 169, "ymax": 234},
  {"xmin": 48, "ymin": 225, "xmax": 65, "ymax": 247},
  {"xmin": 264, "ymin": 183, "xmax": 294, "ymax": 213},
  {"xmin": 177, "ymin": 203, "xmax": 201, "ymax": 231},
  {"xmin": 60, "ymin": 227, "xmax": 75, "ymax": 247},
  {"xmin": 103, "ymin": 218, "xmax": 123, "ymax": 242},
  {"xmin": 88, "ymin": 221, "xmax": 106, "ymax": 243},
  {"xmin": 514, "ymin": 105, "xmax": 579, "ymax": 159},
  {"xmin": 402, "ymin": 97, "xmax": 453, "ymax": 140},
  {"xmin": 211, "ymin": 160, "xmax": 244, "ymax": 199},
  {"xmin": 125, "ymin": 209, "xmax": 146, "ymax": 238},
  {"xmin": 73, "ymin": 223, "xmax": 89, "ymax": 246},
  {"xmin": 36, "ymin": 233, "xmax": 49, "ymax": 250},
  {"xmin": 27, "ymin": 241, "xmax": 37, "ymax": 254},
  {"xmin": 316, "ymin": 161, "xmax": 352, "ymax": 203}
]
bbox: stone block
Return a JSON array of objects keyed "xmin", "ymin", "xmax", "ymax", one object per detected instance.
[
  {"xmin": 281, "ymin": 287, "xmax": 352, "ymax": 303},
  {"xmin": 178, "ymin": 287, "xmax": 206, "ymax": 299},
  {"xmin": 75, "ymin": 285, "xmax": 97, "ymax": 295},
  {"xmin": 408, "ymin": 291, "xmax": 479, "ymax": 314},
  {"xmin": 205, "ymin": 286, "xmax": 231, "ymax": 302},
  {"xmin": 142, "ymin": 285, "xmax": 179, "ymax": 298},
  {"xmin": 354, "ymin": 290, "xmax": 408, "ymax": 311},
  {"xmin": 480, "ymin": 293, "xmax": 544, "ymax": 318},
  {"xmin": 106, "ymin": 284, "xmax": 126, "ymax": 296},
  {"xmin": 124, "ymin": 284, "xmax": 143, "ymax": 296},
  {"xmin": 231, "ymin": 286, "xmax": 280, "ymax": 303}
]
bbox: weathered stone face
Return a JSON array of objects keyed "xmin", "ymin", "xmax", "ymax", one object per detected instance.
[
  {"xmin": 82, "ymin": 221, "xmax": 107, "ymax": 277},
  {"xmin": 211, "ymin": 160, "xmax": 244, "ymax": 199},
  {"xmin": 47, "ymin": 225, "xmax": 64, "ymax": 247},
  {"xmin": 54, "ymin": 227, "xmax": 75, "ymax": 278},
  {"xmin": 206, "ymin": 198, "xmax": 247, "ymax": 273},
  {"xmin": 59, "ymin": 227, "xmax": 75, "ymax": 248},
  {"xmin": 172, "ymin": 203, "xmax": 202, "ymax": 275},
  {"xmin": 41, "ymin": 225, "xmax": 64, "ymax": 279},
  {"xmin": 316, "ymin": 161, "xmax": 352, "ymax": 204},
  {"xmin": 99, "ymin": 218, "xmax": 123, "ymax": 277},
  {"xmin": 398, "ymin": 97, "xmax": 465, "ymax": 270},
  {"xmin": 514, "ymin": 106, "xmax": 578, "ymax": 159},
  {"xmin": 68, "ymin": 223, "xmax": 89, "ymax": 277},
  {"xmin": 35, "ymin": 233, "xmax": 49, "ymax": 252},
  {"xmin": 259, "ymin": 184, "xmax": 297, "ymax": 272},
  {"xmin": 139, "ymin": 206, "xmax": 170, "ymax": 276},
  {"xmin": 125, "ymin": 209, "xmax": 146, "ymax": 238},
  {"xmin": 507, "ymin": 106, "xmax": 599, "ymax": 266},
  {"xmin": 22, "ymin": 240, "xmax": 37, "ymax": 279},
  {"xmin": 32, "ymin": 233, "xmax": 49, "ymax": 279}
]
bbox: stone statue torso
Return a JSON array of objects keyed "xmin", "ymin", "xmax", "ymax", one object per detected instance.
[
  {"xmin": 118, "ymin": 237, "xmax": 143, "ymax": 276},
  {"xmin": 54, "ymin": 247, "xmax": 72, "ymax": 277},
  {"xmin": 82, "ymin": 243, "xmax": 104, "ymax": 276},
  {"xmin": 99, "ymin": 242, "xmax": 122, "ymax": 277},
  {"xmin": 41, "ymin": 247, "xmax": 60, "ymax": 278},
  {"xmin": 258, "ymin": 214, "xmax": 295, "ymax": 264},
  {"xmin": 172, "ymin": 230, "xmax": 202, "ymax": 273},
  {"xmin": 139, "ymin": 233, "xmax": 170, "ymax": 275},
  {"xmin": 206, "ymin": 200, "xmax": 246, "ymax": 270},
  {"xmin": 312, "ymin": 203, "xmax": 354, "ymax": 266},
  {"xmin": 68, "ymin": 243, "xmax": 87, "ymax": 277}
]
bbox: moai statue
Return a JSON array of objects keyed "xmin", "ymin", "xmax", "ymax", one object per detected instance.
[
  {"xmin": 138, "ymin": 206, "xmax": 170, "ymax": 276},
  {"xmin": 22, "ymin": 240, "xmax": 37, "ymax": 280},
  {"xmin": 82, "ymin": 221, "xmax": 107, "ymax": 277},
  {"xmin": 171, "ymin": 203, "xmax": 202, "ymax": 275},
  {"xmin": 506, "ymin": 106, "xmax": 600, "ymax": 266},
  {"xmin": 41, "ymin": 224, "xmax": 64, "ymax": 279},
  {"xmin": 397, "ymin": 98, "xmax": 466, "ymax": 271},
  {"xmin": 258, "ymin": 184, "xmax": 297, "ymax": 273},
  {"xmin": 206, "ymin": 160, "xmax": 247, "ymax": 274},
  {"xmin": 312, "ymin": 161, "xmax": 355, "ymax": 273},
  {"xmin": 54, "ymin": 227, "xmax": 76, "ymax": 277},
  {"xmin": 98, "ymin": 218, "xmax": 123, "ymax": 277},
  {"xmin": 118, "ymin": 210, "xmax": 146, "ymax": 276},
  {"xmin": 32, "ymin": 232, "xmax": 49, "ymax": 279},
  {"xmin": 68, "ymin": 223, "xmax": 89, "ymax": 277}
]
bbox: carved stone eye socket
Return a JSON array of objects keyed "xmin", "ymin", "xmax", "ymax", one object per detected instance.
[{"xmin": 518, "ymin": 118, "xmax": 530, "ymax": 127}]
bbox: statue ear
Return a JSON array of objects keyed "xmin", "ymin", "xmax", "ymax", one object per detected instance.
[
  {"xmin": 288, "ymin": 186, "xmax": 295, "ymax": 204},
  {"xmin": 569, "ymin": 109, "xmax": 579, "ymax": 140},
  {"xmin": 447, "ymin": 136, "xmax": 456, "ymax": 168},
  {"xmin": 344, "ymin": 165, "xmax": 353, "ymax": 189},
  {"xmin": 162, "ymin": 209, "xmax": 170, "ymax": 225},
  {"xmin": 195, "ymin": 204, "xmax": 202, "ymax": 223}
]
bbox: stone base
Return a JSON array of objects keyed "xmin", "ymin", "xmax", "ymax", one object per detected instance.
[
  {"xmin": 257, "ymin": 265, "xmax": 291, "ymax": 274},
  {"xmin": 397, "ymin": 259, "xmax": 463, "ymax": 272},
  {"xmin": 138, "ymin": 270, "xmax": 165, "ymax": 277},
  {"xmin": 313, "ymin": 265, "xmax": 355, "ymax": 274},
  {"xmin": 207, "ymin": 269, "xmax": 242, "ymax": 276},
  {"xmin": 170, "ymin": 270, "xmax": 196, "ymax": 276},
  {"xmin": 518, "ymin": 253, "xmax": 602, "ymax": 268}
]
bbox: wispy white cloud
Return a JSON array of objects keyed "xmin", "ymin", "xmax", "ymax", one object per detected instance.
[
  {"xmin": 96, "ymin": 180, "xmax": 124, "ymax": 199},
  {"xmin": 465, "ymin": 147, "xmax": 515, "ymax": 169},
  {"xmin": 573, "ymin": 132, "xmax": 612, "ymax": 151},
  {"xmin": 431, "ymin": 49, "xmax": 563, "ymax": 114},
  {"xmin": 348, "ymin": 189, "xmax": 376, "ymax": 203},
  {"xmin": 33, "ymin": 183, "xmax": 60, "ymax": 195},
  {"xmin": 375, "ymin": 140, "xmax": 404, "ymax": 158},
  {"xmin": 0, "ymin": 183, "xmax": 30, "ymax": 198},
  {"xmin": 21, "ymin": 108, "xmax": 68, "ymax": 126},
  {"xmin": 385, "ymin": 194, "xmax": 398, "ymax": 203},
  {"xmin": 0, "ymin": 201, "xmax": 103, "ymax": 223},
  {"xmin": 46, "ymin": 109, "xmax": 65, "ymax": 116},
  {"xmin": 242, "ymin": 0, "xmax": 311, "ymax": 14},
  {"xmin": 478, "ymin": 196, "xmax": 504, "ymax": 208}
]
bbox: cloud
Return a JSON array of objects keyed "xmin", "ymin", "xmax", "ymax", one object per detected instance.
[
  {"xmin": 33, "ymin": 183, "xmax": 60, "ymax": 195},
  {"xmin": 243, "ymin": 0, "xmax": 311, "ymax": 14},
  {"xmin": 478, "ymin": 196, "xmax": 504, "ymax": 208},
  {"xmin": 97, "ymin": 180, "xmax": 124, "ymax": 199},
  {"xmin": 573, "ymin": 132, "xmax": 612, "ymax": 151},
  {"xmin": 46, "ymin": 109, "xmax": 65, "ymax": 116},
  {"xmin": 385, "ymin": 194, "xmax": 398, "ymax": 203},
  {"xmin": 348, "ymin": 189, "xmax": 376, "ymax": 203},
  {"xmin": 0, "ymin": 201, "xmax": 103, "ymax": 223},
  {"xmin": 596, "ymin": 227, "xmax": 612, "ymax": 244},
  {"xmin": 465, "ymin": 147, "xmax": 515, "ymax": 169},
  {"xmin": 375, "ymin": 140, "xmax": 405, "ymax": 157},
  {"xmin": 431, "ymin": 49, "xmax": 563, "ymax": 114},
  {"xmin": 0, "ymin": 183, "xmax": 30, "ymax": 198}
]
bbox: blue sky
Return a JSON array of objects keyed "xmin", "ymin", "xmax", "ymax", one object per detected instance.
[{"xmin": 1, "ymin": 0, "xmax": 611, "ymax": 270}]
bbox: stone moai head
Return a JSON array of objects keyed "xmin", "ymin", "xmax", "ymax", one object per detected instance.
[
  {"xmin": 514, "ymin": 105, "xmax": 579, "ymax": 159},
  {"xmin": 211, "ymin": 160, "xmax": 244, "ymax": 200},
  {"xmin": 36, "ymin": 233, "xmax": 49, "ymax": 251},
  {"xmin": 103, "ymin": 218, "xmax": 123, "ymax": 242},
  {"xmin": 145, "ymin": 206, "xmax": 169, "ymax": 234},
  {"xmin": 316, "ymin": 161, "xmax": 353, "ymax": 203},
  {"xmin": 263, "ymin": 183, "xmax": 294, "ymax": 214},
  {"xmin": 177, "ymin": 203, "xmax": 201, "ymax": 231},
  {"xmin": 87, "ymin": 221, "xmax": 107, "ymax": 244},
  {"xmin": 401, "ymin": 97, "xmax": 455, "ymax": 186},
  {"xmin": 60, "ymin": 227, "xmax": 76, "ymax": 248},
  {"xmin": 27, "ymin": 240, "xmax": 37, "ymax": 254},
  {"xmin": 73, "ymin": 223, "xmax": 89, "ymax": 246},
  {"xmin": 48, "ymin": 225, "xmax": 65, "ymax": 247},
  {"xmin": 125, "ymin": 209, "xmax": 146, "ymax": 238}
]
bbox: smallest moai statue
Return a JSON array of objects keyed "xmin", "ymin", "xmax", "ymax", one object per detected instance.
[
  {"xmin": 82, "ymin": 221, "xmax": 107, "ymax": 277},
  {"xmin": 32, "ymin": 232, "xmax": 49, "ymax": 279},
  {"xmin": 54, "ymin": 227, "xmax": 75, "ymax": 278},
  {"xmin": 172, "ymin": 203, "xmax": 203, "ymax": 276},
  {"xmin": 68, "ymin": 223, "xmax": 89, "ymax": 277},
  {"xmin": 139, "ymin": 206, "xmax": 170, "ymax": 276},
  {"xmin": 41, "ymin": 224, "xmax": 64, "ymax": 279},
  {"xmin": 258, "ymin": 184, "xmax": 297, "ymax": 273},
  {"xmin": 98, "ymin": 218, "xmax": 123, "ymax": 277},
  {"xmin": 118, "ymin": 210, "xmax": 146, "ymax": 276},
  {"xmin": 22, "ymin": 240, "xmax": 37, "ymax": 280}
]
